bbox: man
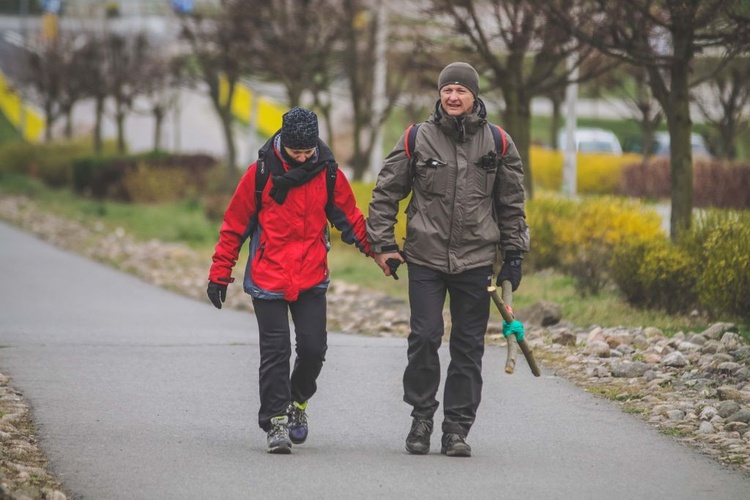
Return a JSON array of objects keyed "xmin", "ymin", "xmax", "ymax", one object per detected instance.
[
  {"xmin": 367, "ymin": 62, "xmax": 529, "ymax": 457},
  {"xmin": 207, "ymin": 107, "xmax": 371, "ymax": 454}
]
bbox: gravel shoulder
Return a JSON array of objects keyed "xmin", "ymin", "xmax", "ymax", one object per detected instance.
[{"xmin": 1, "ymin": 192, "xmax": 748, "ymax": 498}]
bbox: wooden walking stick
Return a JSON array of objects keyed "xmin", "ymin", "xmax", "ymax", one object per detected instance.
[{"xmin": 488, "ymin": 280, "xmax": 541, "ymax": 377}]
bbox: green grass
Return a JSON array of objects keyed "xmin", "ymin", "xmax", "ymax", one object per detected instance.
[
  {"xmin": 0, "ymin": 175, "xmax": 218, "ymax": 247},
  {"xmin": 0, "ymin": 110, "xmax": 22, "ymax": 145}
]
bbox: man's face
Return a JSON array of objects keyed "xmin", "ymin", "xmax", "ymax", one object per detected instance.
[{"xmin": 440, "ymin": 84, "xmax": 475, "ymax": 116}]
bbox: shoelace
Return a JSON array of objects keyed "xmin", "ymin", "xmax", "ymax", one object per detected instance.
[
  {"xmin": 289, "ymin": 406, "xmax": 307, "ymax": 427},
  {"xmin": 411, "ymin": 420, "xmax": 433, "ymax": 437}
]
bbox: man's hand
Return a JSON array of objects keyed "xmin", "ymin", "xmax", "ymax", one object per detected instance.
[
  {"xmin": 497, "ymin": 251, "xmax": 523, "ymax": 291},
  {"xmin": 374, "ymin": 251, "xmax": 404, "ymax": 278},
  {"xmin": 207, "ymin": 281, "xmax": 228, "ymax": 309}
]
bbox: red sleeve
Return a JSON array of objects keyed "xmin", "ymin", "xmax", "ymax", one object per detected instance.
[
  {"xmin": 208, "ymin": 164, "xmax": 259, "ymax": 284},
  {"xmin": 328, "ymin": 169, "xmax": 372, "ymax": 257}
]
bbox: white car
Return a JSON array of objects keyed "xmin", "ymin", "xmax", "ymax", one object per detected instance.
[
  {"xmin": 557, "ymin": 128, "xmax": 623, "ymax": 155},
  {"xmin": 652, "ymin": 131, "xmax": 712, "ymax": 159}
]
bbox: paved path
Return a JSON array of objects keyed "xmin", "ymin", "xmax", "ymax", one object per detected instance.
[{"xmin": 1, "ymin": 221, "xmax": 749, "ymax": 499}]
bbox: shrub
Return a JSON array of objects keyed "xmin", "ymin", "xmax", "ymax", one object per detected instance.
[
  {"xmin": 620, "ymin": 157, "xmax": 750, "ymax": 209},
  {"xmin": 530, "ymin": 146, "xmax": 642, "ymax": 195},
  {"xmin": 121, "ymin": 164, "xmax": 194, "ymax": 203},
  {"xmin": 554, "ymin": 196, "xmax": 665, "ymax": 294},
  {"xmin": 525, "ymin": 193, "xmax": 578, "ymax": 270},
  {"xmin": 0, "ymin": 139, "xmax": 96, "ymax": 188},
  {"xmin": 73, "ymin": 152, "xmax": 219, "ymax": 201},
  {"xmin": 695, "ymin": 213, "xmax": 750, "ymax": 320},
  {"xmin": 614, "ymin": 240, "xmax": 701, "ymax": 315}
]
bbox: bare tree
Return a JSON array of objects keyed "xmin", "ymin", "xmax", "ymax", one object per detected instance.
[
  {"xmin": 693, "ymin": 57, "xmax": 750, "ymax": 160},
  {"xmin": 77, "ymin": 34, "xmax": 110, "ymax": 154},
  {"xmin": 137, "ymin": 52, "xmax": 188, "ymax": 152},
  {"xmin": 340, "ymin": 0, "xmax": 412, "ymax": 180},
  {"xmin": 180, "ymin": 1, "xmax": 251, "ymax": 171},
  {"xmin": 545, "ymin": 0, "xmax": 750, "ymax": 238},
  {"xmin": 425, "ymin": 0, "xmax": 613, "ymax": 198},
  {"xmin": 244, "ymin": 0, "xmax": 345, "ymax": 109},
  {"xmin": 106, "ymin": 32, "xmax": 151, "ymax": 154}
]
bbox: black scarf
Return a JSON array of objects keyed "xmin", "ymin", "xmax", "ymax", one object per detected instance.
[{"xmin": 266, "ymin": 135, "xmax": 334, "ymax": 205}]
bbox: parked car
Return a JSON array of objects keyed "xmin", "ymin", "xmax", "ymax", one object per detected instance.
[
  {"xmin": 652, "ymin": 131, "xmax": 713, "ymax": 159},
  {"xmin": 557, "ymin": 128, "xmax": 623, "ymax": 155}
]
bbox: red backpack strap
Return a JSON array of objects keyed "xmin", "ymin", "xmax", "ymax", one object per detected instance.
[
  {"xmin": 490, "ymin": 123, "xmax": 507, "ymax": 157},
  {"xmin": 404, "ymin": 123, "xmax": 420, "ymax": 160}
]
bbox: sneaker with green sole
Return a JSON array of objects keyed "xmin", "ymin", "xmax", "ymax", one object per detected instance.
[
  {"xmin": 287, "ymin": 401, "xmax": 308, "ymax": 444},
  {"xmin": 267, "ymin": 415, "xmax": 292, "ymax": 454}
]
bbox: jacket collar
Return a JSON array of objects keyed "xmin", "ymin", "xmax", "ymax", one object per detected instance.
[{"xmin": 430, "ymin": 98, "xmax": 488, "ymax": 143}]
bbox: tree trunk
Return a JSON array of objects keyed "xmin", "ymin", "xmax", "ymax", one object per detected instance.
[
  {"xmin": 666, "ymin": 69, "xmax": 693, "ymax": 240},
  {"xmin": 550, "ymin": 96, "xmax": 561, "ymax": 150},
  {"xmin": 116, "ymin": 108, "xmax": 126, "ymax": 154},
  {"xmin": 153, "ymin": 108, "xmax": 164, "ymax": 152},
  {"xmin": 44, "ymin": 100, "xmax": 54, "ymax": 143},
  {"xmin": 208, "ymin": 75, "xmax": 238, "ymax": 171},
  {"xmin": 94, "ymin": 96, "xmax": 104, "ymax": 154},
  {"xmin": 503, "ymin": 89, "xmax": 534, "ymax": 198}
]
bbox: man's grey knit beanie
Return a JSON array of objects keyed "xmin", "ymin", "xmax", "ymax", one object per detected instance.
[
  {"xmin": 281, "ymin": 107, "xmax": 319, "ymax": 149},
  {"xmin": 438, "ymin": 62, "xmax": 480, "ymax": 97}
]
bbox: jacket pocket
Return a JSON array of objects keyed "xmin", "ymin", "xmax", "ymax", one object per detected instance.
[
  {"xmin": 414, "ymin": 158, "xmax": 448, "ymax": 196},
  {"xmin": 472, "ymin": 161, "xmax": 498, "ymax": 198}
]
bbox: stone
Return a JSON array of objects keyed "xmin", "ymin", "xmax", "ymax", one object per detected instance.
[
  {"xmin": 720, "ymin": 332, "xmax": 743, "ymax": 352},
  {"xmin": 727, "ymin": 409, "xmax": 750, "ymax": 424},
  {"xmin": 717, "ymin": 401, "xmax": 742, "ymax": 418},
  {"xmin": 551, "ymin": 329, "xmax": 577, "ymax": 347},
  {"xmin": 701, "ymin": 323, "xmax": 736, "ymax": 340},
  {"xmin": 585, "ymin": 340, "xmax": 611, "ymax": 358},
  {"xmin": 717, "ymin": 386, "xmax": 744, "ymax": 402},
  {"xmin": 661, "ymin": 351, "xmax": 689, "ymax": 368},
  {"xmin": 700, "ymin": 406, "xmax": 717, "ymax": 420},
  {"xmin": 697, "ymin": 421, "xmax": 715, "ymax": 434},
  {"xmin": 715, "ymin": 362, "xmax": 742, "ymax": 375},
  {"xmin": 611, "ymin": 362, "xmax": 650, "ymax": 378},
  {"xmin": 516, "ymin": 301, "xmax": 562, "ymax": 326}
]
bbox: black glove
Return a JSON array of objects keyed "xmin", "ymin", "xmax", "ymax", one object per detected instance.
[
  {"xmin": 207, "ymin": 282, "xmax": 228, "ymax": 309},
  {"xmin": 497, "ymin": 251, "xmax": 523, "ymax": 292}
]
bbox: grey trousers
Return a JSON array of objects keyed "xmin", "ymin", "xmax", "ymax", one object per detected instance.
[{"xmin": 403, "ymin": 263, "xmax": 493, "ymax": 437}]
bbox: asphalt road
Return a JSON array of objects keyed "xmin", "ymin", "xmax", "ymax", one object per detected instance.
[{"xmin": 1, "ymin": 220, "xmax": 749, "ymax": 499}]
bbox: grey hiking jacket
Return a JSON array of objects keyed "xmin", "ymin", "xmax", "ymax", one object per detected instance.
[{"xmin": 367, "ymin": 99, "xmax": 529, "ymax": 274}]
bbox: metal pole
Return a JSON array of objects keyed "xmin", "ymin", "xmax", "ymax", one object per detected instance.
[
  {"xmin": 562, "ymin": 55, "xmax": 579, "ymax": 197},
  {"xmin": 367, "ymin": 0, "xmax": 388, "ymax": 181}
]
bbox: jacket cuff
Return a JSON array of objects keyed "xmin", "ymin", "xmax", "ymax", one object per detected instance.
[
  {"xmin": 373, "ymin": 243, "xmax": 400, "ymax": 254},
  {"xmin": 504, "ymin": 250, "xmax": 523, "ymax": 261}
]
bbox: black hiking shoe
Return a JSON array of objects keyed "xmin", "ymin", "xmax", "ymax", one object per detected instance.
[
  {"xmin": 267, "ymin": 416, "xmax": 292, "ymax": 454},
  {"xmin": 287, "ymin": 401, "xmax": 308, "ymax": 445},
  {"xmin": 441, "ymin": 433, "xmax": 471, "ymax": 457},
  {"xmin": 405, "ymin": 418, "xmax": 433, "ymax": 455}
]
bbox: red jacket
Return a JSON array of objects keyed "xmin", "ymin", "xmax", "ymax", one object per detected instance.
[{"xmin": 209, "ymin": 141, "xmax": 371, "ymax": 302}]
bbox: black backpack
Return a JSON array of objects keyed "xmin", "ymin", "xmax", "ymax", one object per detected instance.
[{"xmin": 254, "ymin": 136, "xmax": 338, "ymax": 211}]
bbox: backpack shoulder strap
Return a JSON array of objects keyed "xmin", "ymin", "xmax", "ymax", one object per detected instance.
[
  {"xmin": 255, "ymin": 139, "xmax": 274, "ymax": 210},
  {"xmin": 404, "ymin": 123, "xmax": 421, "ymax": 187},
  {"xmin": 325, "ymin": 162, "xmax": 338, "ymax": 209},
  {"xmin": 405, "ymin": 123, "xmax": 420, "ymax": 161},
  {"xmin": 489, "ymin": 123, "xmax": 507, "ymax": 157}
]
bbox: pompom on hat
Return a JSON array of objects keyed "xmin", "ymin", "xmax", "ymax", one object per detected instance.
[
  {"xmin": 438, "ymin": 62, "xmax": 480, "ymax": 98},
  {"xmin": 281, "ymin": 107, "xmax": 319, "ymax": 149}
]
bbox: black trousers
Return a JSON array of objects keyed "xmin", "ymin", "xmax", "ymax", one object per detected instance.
[
  {"xmin": 403, "ymin": 263, "xmax": 492, "ymax": 437},
  {"xmin": 253, "ymin": 287, "xmax": 327, "ymax": 431}
]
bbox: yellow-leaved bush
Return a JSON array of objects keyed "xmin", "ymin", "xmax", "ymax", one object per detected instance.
[
  {"xmin": 528, "ymin": 193, "xmax": 665, "ymax": 294},
  {"xmin": 530, "ymin": 146, "xmax": 642, "ymax": 195}
]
